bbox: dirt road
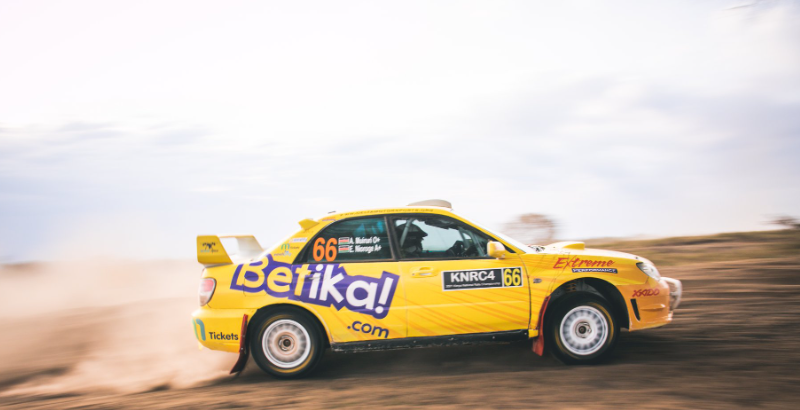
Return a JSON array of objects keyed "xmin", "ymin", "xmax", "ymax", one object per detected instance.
[{"xmin": 1, "ymin": 231, "xmax": 799, "ymax": 409}]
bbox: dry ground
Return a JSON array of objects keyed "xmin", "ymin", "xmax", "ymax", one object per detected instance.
[{"xmin": 1, "ymin": 230, "xmax": 799, "ymax": 409}]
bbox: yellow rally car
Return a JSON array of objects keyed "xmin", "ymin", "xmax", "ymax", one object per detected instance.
[{"xmin": 192, "ymin": 200, "xmax": 682, "ymax": 378}]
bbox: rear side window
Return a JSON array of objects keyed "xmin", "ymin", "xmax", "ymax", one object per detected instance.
[{"xmin": 303, "ymin": 217, "xmax": 392, "ymax": 263}]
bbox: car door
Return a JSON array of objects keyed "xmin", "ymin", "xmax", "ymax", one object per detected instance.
[
  {"xmin": 296, "ymin": 215, "xmax": 405, "ymax": 343},
  {"xmin": 234, "ymin": 215, "xmax": 405, "ymax": 343},
  {"xmin": 392, "ymin": 214, "xmax": 530, "ymax": 337}
]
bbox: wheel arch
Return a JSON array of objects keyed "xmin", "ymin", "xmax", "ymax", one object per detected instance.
[
  {"xmin": 249, "ymin": 303, "xmax": 331, "ymax": 347},
  {"xmin": 546, "ymin": 277, "xmax": 630, "ymax": 330}
]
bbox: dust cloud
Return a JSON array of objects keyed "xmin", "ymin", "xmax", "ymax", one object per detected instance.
[
  {"xmin": 0, "ymin": 258, "xmax": 232, "ymax": 396},
  {"xmin": 3, "ymin": 230, "xmax": 800, "ymax": 409}
]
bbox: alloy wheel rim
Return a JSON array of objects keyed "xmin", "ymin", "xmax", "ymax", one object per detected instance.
[
  {"xmin": 559, "ymin": 305, "xmax": 609, "ymax": 356},
  {"xmin": 262, "ymin": 319, "xmax": 311, "ymax": 369}
]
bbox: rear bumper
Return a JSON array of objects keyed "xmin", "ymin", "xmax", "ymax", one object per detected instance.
[
  {"xmin": 619, "ymin": 276, "xmax": 682, "ymax": 331},
  {"xmin": 192, "ymin": 307, "xmax": 256, "ymax": 353}
]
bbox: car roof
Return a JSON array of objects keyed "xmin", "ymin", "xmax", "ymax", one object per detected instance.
[
  {"xmin": 318, "ymin": 205, "xmax": 454, "ymax": 221},
  {"xmin": 317, "ymin": 199, "xmax": 454, "ymax": 221}
]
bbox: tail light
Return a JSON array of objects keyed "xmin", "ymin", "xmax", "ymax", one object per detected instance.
[{"xmin": 199, "ymin": 278, "xmax": 216, "ymax": 306}]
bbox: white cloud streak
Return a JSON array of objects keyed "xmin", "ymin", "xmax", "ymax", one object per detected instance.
[{"xmin": 1, "ymin": 0, "xmax": 799, "ymax": 261}]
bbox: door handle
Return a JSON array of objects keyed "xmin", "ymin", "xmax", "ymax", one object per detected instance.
[{"xmin": 410, "ymin": 267, "xmax": 437, "ymax": 278}]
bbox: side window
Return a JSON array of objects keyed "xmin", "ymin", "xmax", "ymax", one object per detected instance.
[
  {"xmin": 304, "ymin": 217, "xmax": 392, "ymax": 263},
  {"xmin": 393, "ymin": 216, "xmax": 492, "ymax": 260}
]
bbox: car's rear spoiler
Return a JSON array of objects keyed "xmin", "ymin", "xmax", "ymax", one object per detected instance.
[{"xmin": 196, "ymin": 235, "xmax": 263, "ymax": 267}]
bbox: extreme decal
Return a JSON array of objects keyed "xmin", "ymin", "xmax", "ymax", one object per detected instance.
[
  {"xmin": 230, "ymin": 256, "xmax": 399, "ymax": 319},
  {"xmin": 554, "ymin": 257, "xmax": 616, "ymax": 273},
  {"xmin": 443, "ymin": 267, "xmax": 523, "ymax": 291}
]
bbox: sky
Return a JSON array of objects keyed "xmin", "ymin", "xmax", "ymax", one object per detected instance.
[{"xmin": 1, "ymin": 0, "xmax": 799, "ymax": 262}]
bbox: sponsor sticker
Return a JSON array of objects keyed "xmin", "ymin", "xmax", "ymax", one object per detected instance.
[
  {"xmin": 554, "ymin": 257, "xmax": 615, "ymax": 269},
  {"xmin": 572, "ymin": 268, "xmax": 618, "ymax": 273},
  {"xmin": 354, "ymin": 243, "xmax": 382, "ymax": 254},
  {"xmin": 208, "ymin": 332, "xmax": 239, "ymax": 341},
  {"xmin": 442, "ymin": 267, "xmax": 523, "ymax": 291},
  {"xmin": 231, "ymin": 256, "xmax": 399, "ymax": 319},
  {"xmin": 348, "ymin": 320, "xmax": 389, "ymax": 339},
  {"xmin": 193, "ymin": 318, "xmax": 206, "ymax": 341},
  {"xmin": 632, "ymin": 288, "xmax": 660, "ymax": 297},
  {"xmin": 291, "ymin": 237, "xmax": 307, "ymax": 243},
  {"xmin": 199, "ymin": 242, "xmax": 219, "ymax": 254}
]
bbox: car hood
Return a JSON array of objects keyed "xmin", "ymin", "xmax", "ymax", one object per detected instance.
[{"xmin": 527, "ymin": 242, "xmax": 649, "ymax": 264}]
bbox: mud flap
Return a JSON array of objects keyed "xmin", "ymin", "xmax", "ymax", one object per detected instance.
[
  {"xmin": 532, "ymin": 296, "xmax": 550, "ymax": 356},
  {"xmin": 230, "ymin": 314, "xmax": 249, "ymax": 374}
]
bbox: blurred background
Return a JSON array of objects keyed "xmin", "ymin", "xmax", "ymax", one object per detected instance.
[
  {"xmin": 2, "ymin": 0, "xmax": 799, "ymax": 262},
  {"xmin": 1, "ymin": 1, "xmax": 799, "ymax": 409}
]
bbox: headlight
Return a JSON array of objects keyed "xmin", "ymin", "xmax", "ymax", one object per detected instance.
[{"xmin": 636, "ymin": 262, "xmax": 661, "ymax": 281}]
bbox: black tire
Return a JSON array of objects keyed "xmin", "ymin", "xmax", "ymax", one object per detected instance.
[
  {"xmin": 546, "ymin": 293, "xmax": 619, "ymax": 364},
  {"xmin": 249, "ymin": 309, "xmax": 324, "ymax": 379}
]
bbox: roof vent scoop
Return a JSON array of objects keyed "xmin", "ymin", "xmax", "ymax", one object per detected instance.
[{"xmin": 407, "ymin": 199, "xmax": 452, "ymax": 209}]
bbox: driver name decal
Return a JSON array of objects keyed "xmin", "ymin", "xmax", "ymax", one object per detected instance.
[{"xmin": 442, "ymin": 267, "xmax": 523, "ymax": 291}]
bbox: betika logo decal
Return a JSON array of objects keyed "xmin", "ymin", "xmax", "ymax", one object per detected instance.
[
  {"xmin": 230, "ymin": 256, "xmax": 399, "ymax": 319},
  {"xmin": 443, "ymin": 267, "xmax": 523, "ymax": 291}
]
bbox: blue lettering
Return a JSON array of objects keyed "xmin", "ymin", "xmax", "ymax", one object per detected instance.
[{"xmin": 230, "ymin": 255, "xmax": 399, "ymax": 319}]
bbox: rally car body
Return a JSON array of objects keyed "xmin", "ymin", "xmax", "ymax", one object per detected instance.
[{"xmin": 192, "ymin": 201, "xmax": 682, "ymax": 376}]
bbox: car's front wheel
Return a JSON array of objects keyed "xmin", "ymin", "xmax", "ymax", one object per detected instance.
[
  {"xmin": 547, "ymin": 293, "xmax": 619, "ymax": 364},
  {"xmin": 250, "ymin": 309, "xmax": 324, "ymax": 379}
]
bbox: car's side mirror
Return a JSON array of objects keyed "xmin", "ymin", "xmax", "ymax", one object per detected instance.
[{"xmin": 487, "ymin": 241, "xmax": 507, "ymax": 259}]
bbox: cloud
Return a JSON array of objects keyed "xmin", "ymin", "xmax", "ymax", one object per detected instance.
[{"xmin": 1, "ymin": 1, "xmax": 799, "ymax": 261}]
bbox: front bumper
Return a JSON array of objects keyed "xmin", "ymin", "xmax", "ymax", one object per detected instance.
[
  {"xmin": 618, "ymin": 276, "xmax": 682, "ymax": 331},
  {"xmin": 192, "ymin": 307, "xmax": 256, "ymax": 353},
  {"xmin": 663, "ymin": 277, "xmax": 682, "ymax": 311}
]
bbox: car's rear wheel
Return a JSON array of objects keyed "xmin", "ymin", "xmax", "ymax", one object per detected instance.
[
  {"xmin": 250, "ymin": 309, "xmax": 324, "ymax": 379},
  {"xmin": 547, "ymin": 293, "xmax": 619, "ymax": 364}
]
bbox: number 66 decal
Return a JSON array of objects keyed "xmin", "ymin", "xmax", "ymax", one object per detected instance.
[
  {"xmin": 503, "ymin": 267, "xmax": 523, "ymax": 287},
  {"xmin": 313, "ymin": 238, "xmax": 338, "ymax": 262}
]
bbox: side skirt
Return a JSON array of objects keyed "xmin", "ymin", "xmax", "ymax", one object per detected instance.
[{"xmin": 330, "ymin": 329, "xmax": 529, "ymax": 353}]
